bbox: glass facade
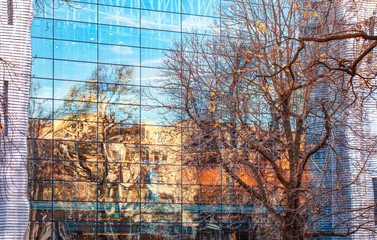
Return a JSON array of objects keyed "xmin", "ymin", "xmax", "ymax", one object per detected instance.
[{"xmin": 28, "ymin": 0, "xmax": 257, "ymax": 239}]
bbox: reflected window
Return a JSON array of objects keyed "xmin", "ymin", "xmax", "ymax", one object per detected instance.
[
  {"xmin": 99, "ymin": 5, "xmax": 139, "ymax": 27},
  {"xmin": 141, "ymin": 0, "xmax": 180, "ymax": 13},
  {"xmin": 54, "ymin": 40, "xmax": 97, "ymax": 62},
  {"xmin": 141, "ymin": 10, "xmax": 181, "ymax": 31},
  {"xmin": 54, "ymin": 20, "xmax": 97, "ymax": 42},
  {"xmin": 99, "ymin": 25, "xmax": 139, "ymax": 47},
  {"xmin": 54, "ymin": 2, "xmax": 97, "ymax": 23}
]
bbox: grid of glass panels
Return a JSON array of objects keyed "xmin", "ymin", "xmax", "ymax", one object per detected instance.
[{"xmin": 28, "ymin": 0, "xmax": 255, "ymax": 239}]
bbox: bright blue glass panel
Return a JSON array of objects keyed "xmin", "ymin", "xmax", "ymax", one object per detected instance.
[
  {"xmin": 99, "ymin": 25, "xmax": 139, "ymax": 47},
  {"xmin": 99, "ymin": 5, "xmax": 140, "ymax": 27},
  {"xmin": 32, "ymin": 38, "xmax": 53, "ymax": 59},
  {"xmin": 98, "ymin": 0, "xmax": 139, "ymax": 8},
  {"xmin": 54, "ymin": 40, "xmax": 97, "ymax": 62},
  {"xmin": 141, "ymin": 10, "xmax": 181, "ymax": 32},
  {"xmin": 54, "ymin": 60, "xmax": 97, "ymax": 81},
  {"xmin": 141, "ymin": 48, "xmax": 166, "ymax": 68},
  {"xmin": 30, "ymin": 78, "xmax": 53, "ymax": 99},
  {"xmin": 54, "ymin": 2, "xmax": 97, "ymax": 23},
  {"xmin": 54, "ymin": 20, "xmax": 97, "ymax": 42},
  {"xmin": 141, "ymin": 29, "xmax": 180, "ymax": 49},
  {"xmin": 32, "ymin": 58, "xmax": 53, "ymax": 79},
  {"xmin": 182, "ymin": 0, "xmax": 219, "ymax": 17},
  {"xmin": 32, "ymin": 18, "xmax": 52, "ymax": 38},
  {"xmin": 99, "ymin": 45, "xmax": 140, "ymax": 65},
  {"xmin": 141, "ymin": 0, "xmax": 180, "ymax": 13}
]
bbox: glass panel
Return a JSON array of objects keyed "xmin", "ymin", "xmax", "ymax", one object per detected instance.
[
  {"xmin": 141, "ymin": 29, "xmax": 180, "ymax": 49},
  {"xmin": 98, "ymin": 83, "xmax": 139, "ymax": 105},
  {"xmin": 98, "ymin": 123, "xmax": 140, "ymax": 143},
  {"xmin": 32, "ymin": 58, "xmax": 53, "ymax": 79},
  {"xmin": 182, "ymin": 0, "xmax": 219, "ymax": 17},
  {"xmin": 29, "ymin": 160, "xmax": 53, "ymax": 180},
  {"xmin": 98, "ymin": 103, "xmax": 140, "ymax": 124},
  {"xmin": 31, "ymin": 18, "xmax": 52, "ymax": 38},
  {"xmin": 27, "ymin": 220, "xmax": 53, "ymax": 239},
  {"xmin": 139, "ymin": 222, "xmax": 182, "ymax": 237},
  {"xmin": 98, "ymin": 64, "xmax": 140, "ymax": 86},
  {"xmin": 34, "ymin": 0, "xmax": 53, "ymax": 18},
  {"xmin": 141, "ymin": 0, "xmax": 180, "ymax": 13},
  {"xmin": 99, "ymin": 144, "xmax": 140, "ymax": 163},
  {"xmin": 99, "ymin": 25, "xmax": 139, "ymax": 47},
  {"xmin": 182, "ymin": 15, "xmax": 216, "ymax": 34},
  {"xmin": 54, "ymin": 60, "xmax": 97, "ymax": 81},
  {"xmin": 32, "ymin": 38, "xmax": 53, "ymax": 59},
  {"xmin": 98, "ymin": 0, "xmax": 139, "ymax": 8},
  {"xmin": 97, "ymin": 221, "xmax": 140, "ymax": 237},
  {"xmin": 30, "ymin": 78, "xmax": 53, "ymax": 99},
  {"xmin": 53, "ymin": 161, "xmax": 97, "ymax": 182},
  {"xmin": 28, "ymin": 139, "xmax": 53, "ymax": 160},
  {"xmin": 140, "ymin": 164, "xmax": 181, "ymax": 184},
  {"xmin": 54, "ymin": 141, "xmax": 98, "ymax": 162},
  {"xmin": 54, "ymin": 40, "xmax": 97, "ymax": 62},
  {"xmin": 99, "ymin": 45, "xmax": 140, "ymax": 65},
  {"xmin": 140, "ymin": 67, "xmax": 167, "ymax": 87},
  {"xmin": 28, "ymin": 119, "xmax": 53, "ymax": 139},
  {"xmin": 141, "ymin": 106, "xmax": 180, "ymax": 126},
  {"xmin": 54, "ymin": 100, "xmax": 98, "ymax": 120},
  {"xmin": 54, "ymin": 20, "xmax": 97, "ymax": 42},
  {"xmin": 54, "ymin": 80, "xmax": 97, "ymax": 101},
  {"xmin": 29, "ymin": 99, "xmax": 53, "ymax": 119},
  {"xmin": 141, "ymin": 48, "xmax": 166, "ymax": 68},
  {"xmin": 98, "ymin": 5, "xmax": 140, "ymax": 27},
  {"xmin": 54, "ymin": 2, "xmax": 97, "ymax": 23},
  {"xmin": 141, "ymin": 10, "xmax": 181, "ymax": 31},
  {"xmin": 140, "ymin": 125, "xmax": 181, "ymax": 145},
  {"xmin": 29, "ymin": 203, "xmax": 52, "ymax": 221},
  {"xmin": 29, "ymin": 181, "xmax": 52, "ymax": 201},
  {"xmin": 53, "ymin": 120, "xmax": 98, "ymax": 141}
]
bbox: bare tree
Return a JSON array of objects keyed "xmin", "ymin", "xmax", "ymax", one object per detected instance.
[{"xmin": 161, "ymin": 0, "xmax": 377, "ymax": 239}]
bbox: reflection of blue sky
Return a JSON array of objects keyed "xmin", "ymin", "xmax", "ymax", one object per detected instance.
[
  {"xmin": 99, "ymin": 5, "xmax": 139, "ymax": 27},
  {"xmin": 31, "ymin": 0, "xmax": 219, "ymax": 126},
  {"xmin": 54, "ymin": 60, "xmax": 97, "ymax": 81}
]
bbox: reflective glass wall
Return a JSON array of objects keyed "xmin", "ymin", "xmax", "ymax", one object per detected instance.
[{"xmin": 28, "ymin": 0, "xmax": 256, "ymax": 239}]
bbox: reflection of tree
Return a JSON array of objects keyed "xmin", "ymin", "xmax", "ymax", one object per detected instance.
[{"xmin": 28, "ymin": 65, "xmax": 187, "ymax": 238}]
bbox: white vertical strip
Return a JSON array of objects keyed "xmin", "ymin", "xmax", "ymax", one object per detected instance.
[{"xmin": 0, "ymin": 0, "xmax": 33, "ymax": 239}]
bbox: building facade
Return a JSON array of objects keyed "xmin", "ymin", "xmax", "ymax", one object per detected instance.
[
  {"xmin": 27, "ymin": 0, "xmax": 256, "ymax": 239},
  {"xmin": 0, "ymin": 0, "xmax": 373, "ymax": 239}
]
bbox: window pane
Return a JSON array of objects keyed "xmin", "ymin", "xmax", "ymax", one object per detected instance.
[
  {"xmin": 54, "ymin": 20, "xmax": 97, "ymax": 42},
  {"xmin": 99, "ymin": 5, "xmax": 139, "ymax": 27},
  {"xmin": 141, "ymin": 29, "xmax": 180, "ymax": 49},
  {"xmin": 98, "ymin": 0, "xmax": 139, "ymax": 8},
  {"xmin": 54, "ymin": 2, "xmax": 97, "ymax": 23},
  {"xmin": 141, "ymin": 49, "xmax": 166, "ymax": 68},
  {"xmin": 31, "ymin": 18, "xmax": 52, "ymax": 38},
  {"xmin": 32, "ymin": 58, "xmax": 53, "ymax": 79},
  {"xmin": 30, "ymin": 78, "xmax": 53, "ymax": 99},
  {"xmin": 54, "ymin": 40, "xmax": 97, "ymax": 62},
  {"xmin": 141, "ymin": 0, "xmax": 180, "ymax": 13},
  {"xmin": 141, "ymin": 10, "xmax": 181, "ymax": 31},
  {"xmin": 99, "ymin": 45, "xmax": 140, "ymax": 65},
  {"xmin": 182, "ymin": 0, "xmax": 219, "ymax": 17},
  {"xmin": 32, "ymin": 38, "xmax": 53, "ymax": 59},
  {"xmin": 54, "ymin": 60, "xmax": 97, "ymax": 81},
  {"xmin": 99, "ymin": 25, "xmax": 139, "ymax": 47}
]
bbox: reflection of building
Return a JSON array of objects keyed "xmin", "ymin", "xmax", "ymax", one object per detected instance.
[
  {"xmin": 27, "ymin": 1, "xmax": 255, "ymax": 238},
  {"xmin": 22, "ymin": 0, "xmax": 377, "ymax": 239}
]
